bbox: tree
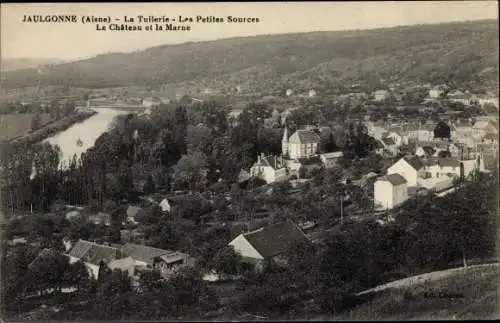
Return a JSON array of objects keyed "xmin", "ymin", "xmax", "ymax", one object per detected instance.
[
  {"xmin": 31, "ymin": 113, "xmax": 41, "ymax": 130},
  {"xmin": 143, "ymin": 174, "xmax": 156, "ymax": 194},
  {"xmin": 210, "ymin": 245, "xmax": 241, "ymax": 275},
  {"xmin": 434, "ymin": 120, "xmax": 451, "ymax": 139},
  {"xmin": 174, "ymin": 151, "xmax": 209, "ymax": 190},
  {"xmin": 437, "ymin": 150, "xmax": 452, "ymax": 158}
]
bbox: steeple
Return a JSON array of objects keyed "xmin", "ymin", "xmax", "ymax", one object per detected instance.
[{"xmin": 282, "ymin": 123, "xmax": 289, "ymax": 158}]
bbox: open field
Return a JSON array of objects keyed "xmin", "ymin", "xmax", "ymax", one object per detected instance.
[{"xmin": 0, "ymin": 113, "xmax": 53, "ymax": 141}]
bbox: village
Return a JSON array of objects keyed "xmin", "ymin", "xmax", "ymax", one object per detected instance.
[
  {"xmin": 1, "ymin": 8, "xmax": 499, "ymax": 320},
  {"xmin": 2, "ymin": 77, "xmax": 498, "ymax": 320}
]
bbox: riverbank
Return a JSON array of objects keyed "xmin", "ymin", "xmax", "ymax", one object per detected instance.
[{"xmin": 6, "ymin": 110, "xmax": 97, "ymax": 146}]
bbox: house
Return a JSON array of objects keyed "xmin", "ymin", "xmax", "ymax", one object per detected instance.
[
  {"xmin": 384, "ymin": 128, "xmax": 408, "ymax": 146},
  {"xmin": 365, "ymin": 121, "xmax": 390, "ymax": 140},
  {"xmin": 472, "ymin": 120, "xmax": 498, "ymax": 140},
  {"xmin": 387, "ymin": 155, "xmax": 426, "ymax": 187},
  {"xmin": 374, "ymin": 174, "xmax": 408, "ymax": 210},
  {"xmin": 372, "ymin": 89, "xmax": 390, "ymax": 102},
  {"xmin": 249, "ymin": 154, "xmax": 287, "ymax": 184},
  {"xmin": 415, "ymin": 146, "xmax": 436, "ymax": 158},
  {"xmin": 308, "ymin": 89, "xmax": 317, "ymax": 97},
  {"xmin": 428, "ymin": 158, "xmax": 463, "ymax": 179},
  {"xmin": 159, "ymin": 198, "xmax": 171, "ymax": 213},
  {"xmin": 405, "ymin": 123, "xmax": 435, "ymax": 142},
  {"xmin": 319, "ymin": 151, "xmax": 344, "ymax": 168},
  {"xmin": 429, "ymin": 85, "xmax": 446, "ymax": 99},
  {"xmin": 153, "ymin": 251, "xmax": 193, "ymax": 278},
  {"xmin": 126, "ymin": 206, "xmax": 143, "ymax": 224},
  {"xmin": 88, "ymin": 212, "xmax": 111, "ymax": 226},
  {"xmin": 448, "ymin": 92, "xmax": 478, "ymax": 106},
  {"xmin": 482, "ymin": 133, "xmax": 498, "ymax": 145},
  {"xmin": 65, "ymin": 210, "xmax": 81, "ymax": 221},
  {"xmin": 286, "ymin": 89, "xmax": 293, "ymax": 97},
  {"xmin": 228, "ymin": 219, "xmax": 311, "ymax": 272},
  {"xmin": 142, "ymin": 97, "xmax": 161, "ymax": 108},
  {"xmin": 121, "ymin": 243, "xmax": 192, "ymax": 277},
  {"xmin": 282, "ymin": 127, "xmax": 321, "ymax": 159},
  {"xmin": 67, "ymin": 240, "xmax": 123, "ymax": 279},
  {"xmin": 477, "ymin": 96, "xmax": 499, "ymax": 109}
]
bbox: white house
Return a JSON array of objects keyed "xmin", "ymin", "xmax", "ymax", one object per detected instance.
[
  {"xmin": 472, "ymin": 120, "xmax": 498, "ymax": 140},
  {"xmin": 159, "ymin": 198, "xmax": 171, "ymax": 213},
  {"xmin": 308, "ymin": 89, "xmax": 317, "ymax": 98},
  {"xmin": 286, "ymin": 89, "xmax": 293, "ymax": 97},
  {"xmin": 372, "ymin": 89, "xmax": 390, "ymax": 102},
  {"xmin": 319, "ymin": 151, "xmax": 344, "ymax": 168},
  {"xmin": 374, "ymin": 174, "xmax": 408, "ymax": 210},
  {"xmin": 282, "ymin": 127, "xmax": 321, "ymax": 160},
  {"xmin": 429, "ymin": 85, "xmax": 446, "ymax": 99},
  {"xmin": 142, "ymin": 97, "xmax": 161, "ymax": 108},
  {"xmin": 405, "ymin": 123, "xmax": 435, "ymax": 142},
  {"xmin": 249, "ymin": 154, "xmax": 287, "ymax": 184},
  {"xmin": 387, "ymin": 156, "xmax": 426, "ymax": 187},
  {"xmin": 228, "ymin": 220, "xmax": 311, "ymax": 272},
  {"xmin": 424, "ymin": 158, "xmax": 462, "ymax": 179}
]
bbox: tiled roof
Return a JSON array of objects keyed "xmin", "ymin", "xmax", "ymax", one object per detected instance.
[
  {"xmin": 404, "ymin": 155, "xmax": 425, "ymax": 171},
  {"xmin": 243, "ymin": 220, "xmax": 310, "ymax": 259},
  {"xmin": 288, "ymin": 129, "xmax": 321, "ymax": 144},
  {"xmin": 438, "ymin": 158, "xmax": 461, "ymax": 168},
  {"xmin": 122, "ymin": 243, "xmax": 178, "ymax": 265},
  {"xmin": 320, "ymin": 151, "xmax": 344, "ymax": 159},
  {"xmin": 155, "ymin": 251, "xmax": 187, "ymax": 264},
  {"xmin": 68, "ymin": 240, "xmax": 122, "ymax": 266},
  {"xmin": 382, "ymin": 136, "xmax": 396, "ymax": 146},
  {"xmin": 379, "ymin": 174, "xmax": 407, "ymax": 186},
  {"xmin": 258, "ymin": 155, "xmax": 285, "ymax": 170}
]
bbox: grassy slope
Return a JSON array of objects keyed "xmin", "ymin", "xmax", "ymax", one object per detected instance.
[
  {"xmin": 336, "ymin": 263, "xmax": 499, "ymax": 320},
  {"xmin": 1, "ymin": 20, "xmax": 498, "ymax": 93}
]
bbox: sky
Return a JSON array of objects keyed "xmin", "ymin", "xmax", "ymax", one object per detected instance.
[{"xmin": 1, "ymin": 1, "xmax": 498, "ymax": 61}]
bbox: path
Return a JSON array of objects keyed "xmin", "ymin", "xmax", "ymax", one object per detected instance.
[{"xmin": 356, "ymin": 262, "xmax": 499, "ymax": 296}]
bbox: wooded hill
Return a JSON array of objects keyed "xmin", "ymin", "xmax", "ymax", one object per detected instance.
[{"xmin": 2, "ymin": 19, "xmax": 498, "ymax": 94}]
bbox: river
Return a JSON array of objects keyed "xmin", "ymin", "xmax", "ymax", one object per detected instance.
[{"xmin": 44, "ymin": 108, "xmax": 129, "ymax": 167}]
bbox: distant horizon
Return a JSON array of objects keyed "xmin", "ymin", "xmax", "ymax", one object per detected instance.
[
  {"xmin": 2, "ymin": 2, "xmax": 498, "ymax": 61},
  {"xmin": 1, "ymin": 17, "xmax": 497, "ymax": 63}
]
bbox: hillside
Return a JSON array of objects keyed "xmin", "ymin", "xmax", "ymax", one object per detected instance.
[
  {"xmin": 0, "ymin": 58, "xmax": 66, "ymax": 72},
  {"xmin": 333, "ymin": 263, "xmax": 499, "ymax": 320},
  {"xmin": 1, "ymin": 20, "xmax": 498, "ymax": 94}
]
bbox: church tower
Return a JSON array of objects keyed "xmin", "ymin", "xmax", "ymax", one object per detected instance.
[{"xmin": 282, "ymin": 125, "xmax": 289, "ymax": 158}]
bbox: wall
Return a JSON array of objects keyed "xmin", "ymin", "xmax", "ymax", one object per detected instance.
[
  {"xmin": 388, "ymin": 159, "xmax": 419, "ymax": 186},
  {"xmin": 229, "ymin": 235, "xmax": 264, "ymax": 261},
  {"xmin": 374, "ymin": 180, "xmax": 393, "ymax": 210},
  {"xmin": 392, "ymin": 183, "xmax": 408, "ymax": 208}
]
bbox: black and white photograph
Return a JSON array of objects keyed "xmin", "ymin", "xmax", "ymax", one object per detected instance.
[{"xmin": 0, "ymin": 1, "xmax": 498, "ymax": 321}]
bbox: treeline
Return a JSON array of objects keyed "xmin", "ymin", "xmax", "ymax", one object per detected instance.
[{"xmin": 1, "ymin": 99, "xmax": 377, "ymax": 217}]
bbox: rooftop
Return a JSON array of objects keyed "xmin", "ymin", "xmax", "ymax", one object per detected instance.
[
  {"xmin": 378, "ymin": 173, "xmax": 407, "ymax": 186},
  {"xmin": 288, "ymin": 129, "xmax": 321, "ymax": 144},
  {"xmin": 404, "ymin": 155, "xmax": 425, "ymax": 171},
  {"xmin": 68, "ymin": 240, "xmax": 122, "ymax": 266},
  {"xmin": 242, "ymin": 219, "xmax": 311, "ymax": 259}
]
